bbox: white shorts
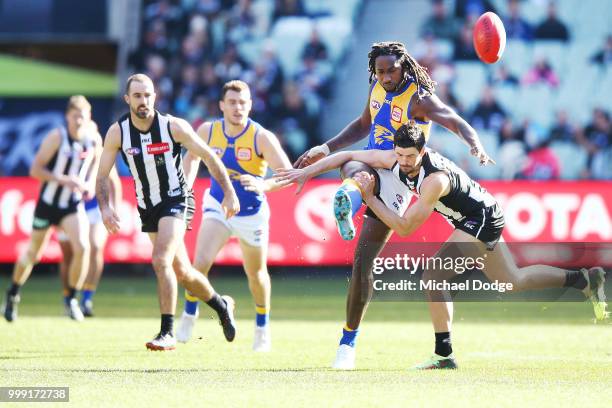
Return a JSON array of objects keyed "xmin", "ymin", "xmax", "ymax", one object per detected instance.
[
  {"xmin": 373, "ymin": 167, "xmax": 413, "ymax": 216},
  {"xmin": 201, "ymin": 189, "xmax": 269, "ymax": 247},
  {"xmin": 57, "ymin": 205, "xmax": 100, "ymax": 241}
]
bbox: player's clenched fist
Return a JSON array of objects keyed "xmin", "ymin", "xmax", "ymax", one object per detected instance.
[
  {"xmin": 221, "ymin": 192, "xmax": 240, "ymax": 219},
  {"xmin": 352, "ymin": 172, "xmax": 375, "ymax": 199},
  {"xmin": 293, "ymin": 144, "xmax": 330, "ymax": 169}
]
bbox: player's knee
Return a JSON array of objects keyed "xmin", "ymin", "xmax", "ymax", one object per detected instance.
[
  {"xmin": 152, "ymin": 254, "xmax": 173, "ymax": 273},
  {"xmin": 71, "ymin": 240, "xmax": 89, "ymax": 258},
  {"xmin": 193, "ymin": 258, "xmax": 213, "ymax": 275},
  {"xmin": 173, "ymin": 260, "xmax": 191, "ymax": 282}
]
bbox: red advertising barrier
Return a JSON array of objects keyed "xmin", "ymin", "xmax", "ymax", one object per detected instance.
[{"xmin": 0, "ymin": 178, "xmax": 610, "ymax": 265}]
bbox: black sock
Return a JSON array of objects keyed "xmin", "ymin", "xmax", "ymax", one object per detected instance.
[
  {"xmin": 206, "ymin": 293, "xmax": 226, "ymax": 314},
  {"xmin": 564, "ymin": 270, "xmax": 587, "ymax": 290},
  {"xmin": 161, "ymin": 314, "xmax": 174, "ymax": 335},
  {"xmin": 8, "ymin": 283, "xmax": 21, "ymax": 297},
  {"xmin": 67, "ymin": 287, "xmax": 77, "ymax": 301},
  {"xmin": 435, "ymin": 332, "xmax": 452, "ymax": 357}
]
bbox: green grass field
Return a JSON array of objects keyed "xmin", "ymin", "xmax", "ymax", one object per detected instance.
[{"xmin": 1, "ymin": 274, "xmax": 611, "ymax": 407}]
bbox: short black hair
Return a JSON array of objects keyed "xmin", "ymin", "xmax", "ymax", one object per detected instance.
[{"xmin": 394, "ymin": 121, "xmax": 426, "ymax": 151}]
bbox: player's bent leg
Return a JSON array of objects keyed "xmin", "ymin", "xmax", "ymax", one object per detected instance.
[
  {"xmin": 174, "ymin": 239, "xmax": 236, "ymax": 342},
  {"xmin": 80, "ymin": 222, "xmax": 108, "ymax": 317},
  {"xmin": 333, "ymin": 161, "xmax": 378, "ymax": 241},
  {"xmin": 58, "ymin": 235, "xmax": 73, "ymax": 307},
  {"xmin": 60, "ymin": 211, "xmax": 91, "ymax": 321},
  {"xmin": 240, "ymin": 239, "xmax": 271, "ymax": 352},
  {"xmin": 176, "ymin": 218, "xmax": 231, "ymax": 343},
  {"xmin": 2, "ymin": 227, "xmax": 53, "ymax": 322},
  {"xmin": 480, "ymin": 236, "xmax": 608, "ymax": 320}
]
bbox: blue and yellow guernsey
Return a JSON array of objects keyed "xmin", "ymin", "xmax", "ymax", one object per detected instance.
[
  {"xmin": 366, "ymin": 79, "xmax": 432, "ymax": 150},
  {"xmin": 207, "ymin": 119, "xmax": 268, "ymax": 216}
]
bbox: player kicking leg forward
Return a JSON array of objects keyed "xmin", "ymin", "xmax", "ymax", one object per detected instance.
[
  {"xmin": 293, "ymin": 42, "xmax": 494, "ymax": 369},
  {"xmin": 2, "ymin": 96, "xmax": 101, "ymax": 322},
  {"xmin": 277, "ymin": 121, "xmax": 608, "ymax": 369},
  {"xmin": 96, "ymin": 74, "xmax": 240, "ymax": 351},
  {"xmin": 176, "ymin": 80, "xmax": 292, "ymax": 352}
]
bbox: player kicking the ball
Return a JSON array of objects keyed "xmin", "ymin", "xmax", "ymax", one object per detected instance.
[
  {"xmin": 176, "ymin": 80, "xmax": 292, "ymax": 352},
  {"xmin": 277, "ymin": 121, "xmax": 608, "ymax": 369}
]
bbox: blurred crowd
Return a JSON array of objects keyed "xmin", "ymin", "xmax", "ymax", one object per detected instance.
[
  {"xmin": 131, "ymin": 0, "xmax": 333, "ymax": 161},
  {"xmin": 417, "ymin": 0, "xmax": 611, "ymax": 180},
  {"xmin": 131, "ymin": 0, "xmax": 611, "ymax": 180}
]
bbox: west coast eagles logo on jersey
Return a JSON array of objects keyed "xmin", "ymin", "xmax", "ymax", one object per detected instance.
[{"xmin": 374, "ymin": 124, "xmax": 394, "ymax": 145}]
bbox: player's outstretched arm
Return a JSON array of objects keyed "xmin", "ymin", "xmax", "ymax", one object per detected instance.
[
  {"xmin": 294, "ymin": 91, "xmax": 371, "ymax": 168},
  {"xmin": 242, "ymin": 128, "xmax": 293, "ymax": 193},
  {"xmin": 411, "ymin": 94, "xmax": 495, "ymax": 165},
  {"xmin": 170, "ymin": 117, "xmax": 239, "ymax": 218},
  {"xmin": 276, "ymin": 149, "xmax": 394, "ymax": 194},
  {"xmin": 358, "ymin": 171, "xmax": 448, "ymax": 237},
  {"xmin": 96, "ymin": 123, "xmax": 122, "ymax": 234}
]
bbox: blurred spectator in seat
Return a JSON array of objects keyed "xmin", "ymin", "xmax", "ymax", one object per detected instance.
[
  {"xmin": 226, "ymin": 0, "xmax": 256, "ymax": 43},
  {"xmin": 577, "ymin": 108, "xmax": 612, "ymax": 172},
  {"xmin": 199, "ymin": 61, "xmax": 222, "ymax": 101},
  {"xmin": 522, "ymin": 58, "xmax": 560, "ymax": 88},
  {"xmin": 590, "ymin": 35, "xmax": 612, "ymax": 66},
  {"xmin": 272, "ymin": 0, "xmax": 305, "ymax": 22},
  {"xmin": 503, "ymin": 0, "xmax": 533, "ymax": 41},
  {"xmin": 436, "ymin": 82, "xmax": 464, "ymax": 116},
  {"xmin": 181, "ymin": 33, "xmax": 207, "ymax": 65},
  {"xmin": 302, "ymin": 27, "xmax": 328, "ymax": 62},
  {"xmin": 490, "ymin": 65, "xmax": 519, "ymax": 87},
  {"xmin": 521, "ymin": 140, "xmax": 560, "ymax": 180},
  {"xmin": 193, "ymin": 0, "xmax": 223, "ymax": 17},
  {"xmin": 276, "ymin": 81, "xmax": 316, "ymax": 157},
  {"xmin": 421, "ymin": 0, "xmax": 459, "ymax": 40},
  {"xmin": 548, "ymin": 110, "xmax": 576, "ymax": 142},
  {"xmin": 130, "ymin": 19, "xmax": 171, "ymax": 66},
  {"xmin": 294, "ymin": 55, "xmax": 331, "ymax": 107},
  {"xmin": 173, "ymin": 64, "xmax": 200, "ymax": 116},
  {"xmin": 534, "ymin": 1, "xmax": 570, "ymax": 42},
  {"xmin": 454, "ymin": 0, "xmax": 496, "ymax": 20},
  {"xmin": 214, "ymin": 43, "xmax": 247, "ymax": 82},
  {"xmin": 453, "ymin": 22, "xmax": 479, "ymax": 61},
  {"xmin": 471, "ymin": 86, "xmax": 506, "ymax": 131}
]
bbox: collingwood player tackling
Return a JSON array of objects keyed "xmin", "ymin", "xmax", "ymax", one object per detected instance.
[
  {"xmin": 96, "ymin": 74, "xmax": 240, "ymax": 351},
  {"xmin": 277, "ymin": 120, "xmax": 608, "ymax": 369}
]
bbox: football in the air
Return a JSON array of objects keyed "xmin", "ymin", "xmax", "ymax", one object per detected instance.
[{"xmin": 473, "ymin": 12, "xmax": 506, "ymax": 64}]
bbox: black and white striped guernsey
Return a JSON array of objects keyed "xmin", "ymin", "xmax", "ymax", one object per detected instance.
[
  {"xmin": 39, "ymin": 126, "xmax": 96, "ymax": 209},
  {"xmin": 394, "ymin": 148, "xmax": 496, "ymax": 223},
  {"xmin": 118, "ymin": 111, "xmax": 187, "ymax": 210}
]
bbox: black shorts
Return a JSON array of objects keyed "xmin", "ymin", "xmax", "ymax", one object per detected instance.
[
  {"xmin": 137, "ymin": 195, "xmax": 195, "ymax": 233},
  {"xmin": 453, "ymin": 204, "xmax": 505, "ymax": 250},
  {"xmin": 32, "ymin": 200, "xmax": 80, "ymax": 230}
]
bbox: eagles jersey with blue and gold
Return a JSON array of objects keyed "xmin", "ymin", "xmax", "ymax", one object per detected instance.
[
  {"xmin": 366, "ymin": 79, "xmax": 432, "ymax": 150},
  {"xmin": 207, "ymin": 119, "xmax": 268, "ymax": 216}
]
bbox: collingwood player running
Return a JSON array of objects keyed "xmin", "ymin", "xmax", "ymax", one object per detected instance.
[
  {"xmin": 277, "ymin": 121, "xmax": 608, "ymax": 369},
  {"xmin": 2, "ymin": 95, "xmax": 100, "ymax": 322},
  {"xmin": 96, "ymin": 74, "xmax": 240, "ymax": 351}
]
